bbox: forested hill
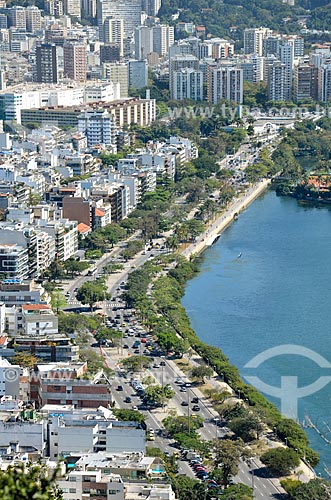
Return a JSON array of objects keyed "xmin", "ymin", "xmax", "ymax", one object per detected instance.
[{"xmin": 159, "ymin": 0, "xmax": 331, "ymax": 39}]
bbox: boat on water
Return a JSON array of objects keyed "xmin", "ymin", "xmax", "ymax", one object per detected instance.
[{"xmin": 237, "ymin": 252, "xmax": 242, "ymax": 259}]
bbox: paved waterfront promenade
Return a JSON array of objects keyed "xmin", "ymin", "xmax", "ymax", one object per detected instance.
[{"xmin": 182, "ymin": 178, "xmax": 272, "ymax": 260}]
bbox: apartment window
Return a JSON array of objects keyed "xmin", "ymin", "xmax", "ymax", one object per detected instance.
[{"xmin": 69, "ymin": 488, "xmax": 76, "ymax": 493}]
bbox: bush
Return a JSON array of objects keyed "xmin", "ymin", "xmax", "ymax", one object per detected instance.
[{"xmin": 261, "ymin": 448, "xmax": 300, "ymax": 476}]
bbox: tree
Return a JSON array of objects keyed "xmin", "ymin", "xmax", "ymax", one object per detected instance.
[
  {"xmin": 171, "ymin": 475, "xmax": 206, "ymax": 500},
  {"xmin": 285, "ymin": 478, "xmax": 331, "ymax": 500},
  {"xmin": 213, "ymin": 439, "xmax": 243, "ymax": 487},
  {"xmin": 260, "ymin": 448, "xmax": 300, "ymax": 476},
  {"xmin": 76, "ymin": 281, "xmax": 108, "ymax": 310},
  {"xmin": 221, "ymin": 483, "xmax": 253, "ymax": 500},
  {"xmin": 50, "ymin": 289, "xmax": 67, "ymax": 314},
  {"xmin": 47, "ymin": 261, "xmax": 65, "ymax": 281},
  {"xmin": 144, "ymin": 384, "xmax": 175, "ymax": 406},
  {"xmin": 163, "ymin": 416, "xmax": 203, "ymax": 435},
  {"xmin": 121, "ymin": 355, "xmax": 151, "ymax": 372},
  {"xmin": 95, "ymin": 327, "xmax": 122, "ymax": 346},
  {"xmin": 228, "ymin": 415, "xmax": 264, "ymax": 442},
  {"xmin": 63, "ymin": 258, "xmax": 89, "ymax": 277},
  {"xmin": 0, "ymin": 463, "xmax": 63, "ymax": 500},
  {"xmin": 190, "ymin": 365, "xmax": 214, "ymax": 383},
  {"xmin": 12, "ymin": 352, "xmax": 38, "ymax": 368},
  {"xmin": 166, "ymin": 235, "xmax": 179, "ymax": 252},
  {"xmin": 112, "ymin": 408, "xmax": 146, "ymax": 425}
]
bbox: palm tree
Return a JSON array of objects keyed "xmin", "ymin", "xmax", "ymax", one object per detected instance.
[{"xmin": 166, "ymin": 235, "xmax": 179, "ymax": 252}]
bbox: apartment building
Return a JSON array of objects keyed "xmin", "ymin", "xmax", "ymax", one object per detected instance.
[
  {"xmin": 30, "ymin": 363, "xmax": 112, "ymax": 409},
  {"xmin": 208, "ymin": 65, "xmax": 243, "ymax": 104},
  {"xmin": 0, "ymin": 243, "xmax": 29, "ymax": 280}
]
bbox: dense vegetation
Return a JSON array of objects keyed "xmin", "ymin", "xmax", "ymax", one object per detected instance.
[
  {"xmin": 160, "ymin": 0, "xmax": 304, "ymax": 39},
  {"xmin": 0, "ymin": 464, "xmax": 62, "ymax": 500},
  {"xmin": 275, "ymin": 118, "xmax": 331, "ymax": 199}
]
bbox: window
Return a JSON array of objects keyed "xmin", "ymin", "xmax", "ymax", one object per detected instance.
[{"xmin": 69, "ymin": 488, "xmax": 76, "ymax": 493}]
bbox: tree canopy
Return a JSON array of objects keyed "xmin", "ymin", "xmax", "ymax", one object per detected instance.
[
  {"xmin": 261, "ymin": 447, "xmax": 300, "ymax": 476},
  {"xmin": 0, "ymin": 464, "xmax": 62, "ymax": 500}
]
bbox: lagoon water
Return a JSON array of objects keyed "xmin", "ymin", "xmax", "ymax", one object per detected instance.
[{"xmin": 182, "ymin": 189, "xmax": 331, "ymax": 475}]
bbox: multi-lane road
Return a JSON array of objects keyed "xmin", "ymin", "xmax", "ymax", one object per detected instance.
[{"xmin": 102, "ymin": 329, "xmax": 287, "ymax": 499}]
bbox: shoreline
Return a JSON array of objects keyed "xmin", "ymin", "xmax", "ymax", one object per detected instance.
[{"xmin": 182, "ymin": 178, "xmax": 272, "ymax": 260}]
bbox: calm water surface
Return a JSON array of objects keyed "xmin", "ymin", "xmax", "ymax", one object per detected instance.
[{"xmin": 182, "ymin": 189, "xmax": 331, "ymax": 474}]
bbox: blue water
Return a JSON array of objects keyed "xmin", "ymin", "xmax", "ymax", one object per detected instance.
[{"xmin": 182, "ymin": 190, "xmax": 331, "ymax": 474}]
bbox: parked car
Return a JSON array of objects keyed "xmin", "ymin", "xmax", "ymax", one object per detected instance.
[
  {"xmin": 117, "ymin": 385, "xmax": 123, "ymax": 391},
  {"xmin": 181, "ymin": 401, "xmax": 188, "ymax": 406},
  {"xmin": 192, "ymin": 405, "xmax": 200, "ymax": 412},
  {"xmin": 124, "ymin": 396, "xmax": 132, "ymax": 403}
]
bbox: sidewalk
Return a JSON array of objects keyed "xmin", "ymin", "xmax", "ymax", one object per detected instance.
[{"xmin": 182, "ymin": 178, "xmax": 271, "ymax": 260}]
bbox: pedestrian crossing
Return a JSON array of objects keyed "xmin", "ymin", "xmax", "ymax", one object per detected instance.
[{"xmin": 66, "ymin": 300, "xmax": 124, "ymax": 307}]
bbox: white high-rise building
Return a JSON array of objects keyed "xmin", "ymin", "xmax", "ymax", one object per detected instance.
[
  {"xmin": 172, "ymin": 68, "xmax": 203, "ymax": 101},
  {"xmin": 239, "ymin": 55, "xmax": 264, "ymax": 83},
  {"xmin": 8, "ymin": 6, "xmax": 26, "ymax": 30},
  {"xmin": 102, "ymin": 17, "xmax": 124, "ymax": 56},
  {"xmin": 142, "ymin": 0, "xmax": 161, "ymax": 16},
  {"xmin": 26, "ymin": 6, "xmax": 42, "ymax": 33},
  {"xmin": 278, "ymin": 40, "xmax": 294, "ymax": 101},
  {"xmin": 134, "ymin": 25, "xmax": 153, "ymax": 60},
  {"xmin": 244, "ymin": 27, "xmax": 272, "ymax": 56},
  {"xmin": 267, "ymin": 60, "xmax": 287, "ymax": 101},
  {"xmin": 63, "ymin": 0, "xmax": 81, "ymax": 18},
  {"xmin": 97, "ymin": 0, "xmax": 142, "ymax": 37},
  {"xmin": 78, "ymin": 109, "xmax": 118, "ymax": 147},
  {"xmin": 208, "ymin": 65, "xmax": 243, "ymax": 104},
  {"xmin": 103, "ymin": 62, "xmax": 128, "ymax": 97},
  {"xmin": 318, "ymin": 64, "xmax": 331, "ymax": 102},
  {"xmin": 153, "ymin": 24, "xmax": 174, "ymax": 56}
]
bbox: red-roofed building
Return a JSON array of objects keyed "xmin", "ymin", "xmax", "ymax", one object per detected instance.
[
  {"xmin": 20, "ymin": 303, "xmax": 58, "ymax": 337},
  {"xmin": 77, "ymin": 223, "xmax": 91, "ymax": 236}
]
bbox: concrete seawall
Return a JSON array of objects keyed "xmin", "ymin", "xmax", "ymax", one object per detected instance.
[{"xmin": 182, "ymin": 178, "xmax": 272, "ymax": 260}]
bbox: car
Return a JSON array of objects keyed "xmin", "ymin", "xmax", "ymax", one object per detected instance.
[
  {"xmin": 141, "ymin": 338, "xmax": 147, "ymax": 343},
  {"xmin": 175, "ymin": 377, "xmax": 182, "ymax": 384},
  {"xmin": 180, "ymin": 386, "xmax": 187, "ymax": 392},
  {"xmin": 181, "ymin": 401, "xmax": 189, "ymax": 406},
  {"xmin": 123, "ymin": 344, "xmax": 129, "ymax": 349},
  {"xmin": 153, "ymin": 363, "xmax": 160, "ymax": 368},
  {"xmin": 134, "ymin": 349, "xmax": 140, "ymax": 354},
  {"xmin": 160, "ymin": 361, "xmax": 166, "ymax": 366},
  {"xmin": 132, "ymin": 405, "xmax": 138, "ymax": 411},
  {"xmin": 192, "ymin": 405, "xmax": 200, "ymax": 412},
  {"xmin": 124, "ymin": 396, "xmax": 132, "ymax": 403},
  {"xmin": 191, "ymin": 397, "xmax": 199, "ymax": 404},
  {"xmin": 117, "ymin": 385, "xmax": 123, "ymax": 391},
  {"xmin": 196, "ymin": 472, "xmax": 209, "ymax": 479}
]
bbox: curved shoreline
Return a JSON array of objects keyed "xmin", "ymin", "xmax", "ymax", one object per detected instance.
[{"xmin": 182, "ymin": 178, "xmax": 272, "ymax": 260}]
